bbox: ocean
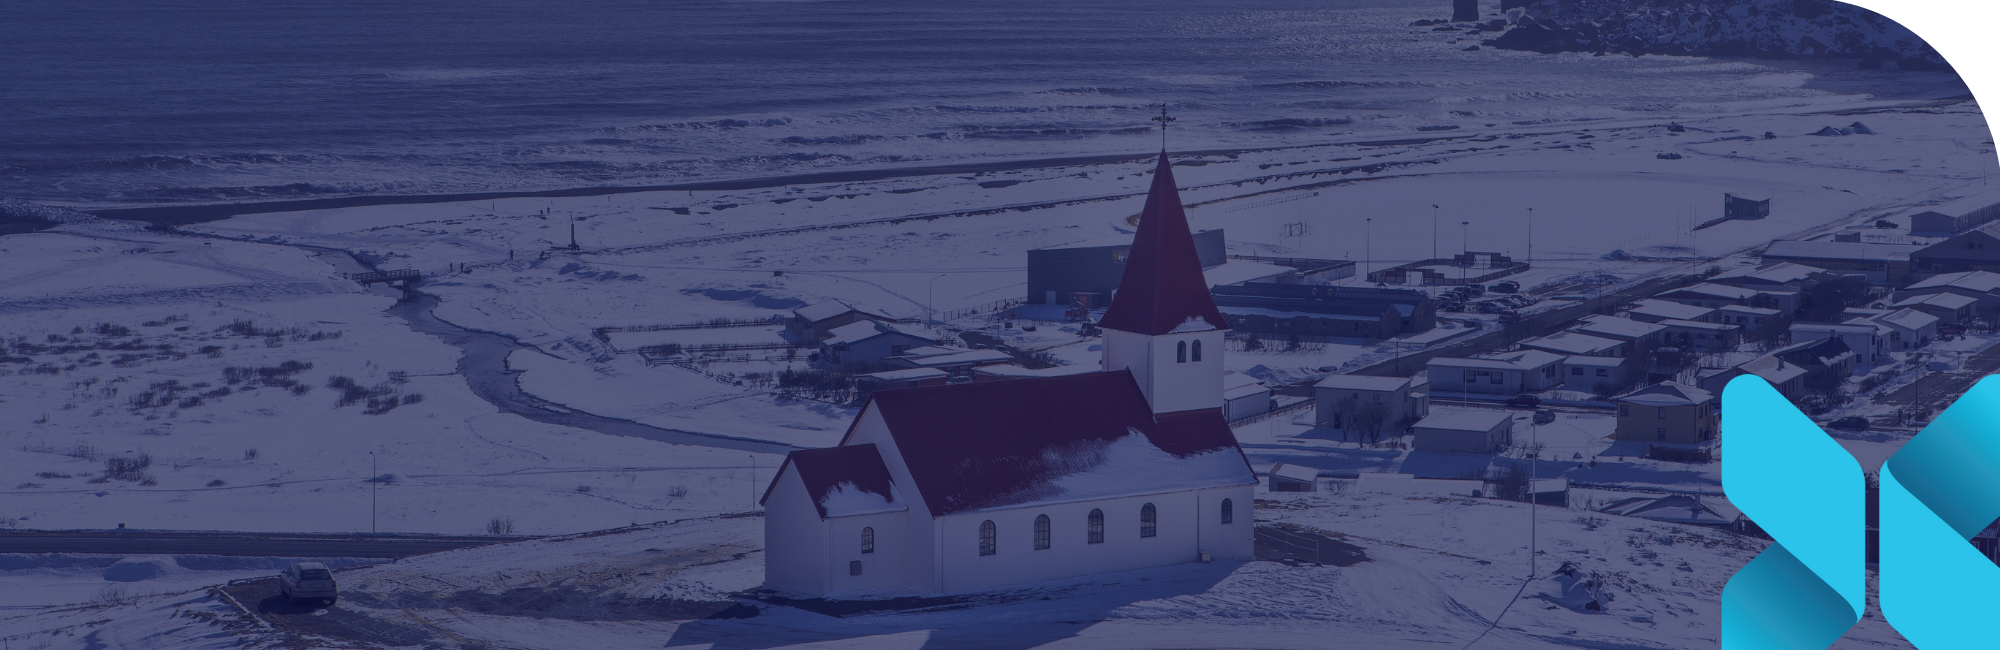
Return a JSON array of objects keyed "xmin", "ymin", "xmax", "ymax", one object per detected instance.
[{"xmin": 0, "ymin": 0, "xmax": 1966, "ymax": 207}]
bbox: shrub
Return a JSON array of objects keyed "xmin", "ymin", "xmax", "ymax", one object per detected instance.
[
  {"xmin": 104, "ymin": 454, "xmax": 152, "ymax": 481},
  {"xmin": 243, "ymin": 448, "xmax": 259, "ymax": 461},
  {"xmin": 486, "ymin": 516, "xmax": 515, "ymax": 535},
  {"xmin": 207, "ymin": 479, "xmax": 226, "ymax": 487}
]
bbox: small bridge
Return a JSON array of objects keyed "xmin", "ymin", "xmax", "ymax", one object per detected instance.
[{"xmin": 350, "ymin": 269, "xmax": 421, "ymax": 286}]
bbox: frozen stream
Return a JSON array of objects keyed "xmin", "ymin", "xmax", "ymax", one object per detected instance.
[{"xmin": 296, "ymin": 244, "xmax": 800, "ymax": 455}]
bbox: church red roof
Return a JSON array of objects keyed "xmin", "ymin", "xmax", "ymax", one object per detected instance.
[
  {"xmin": 763, "ymin": 443, "xmax": 902, "ymax": 519},
  {"xmin": 850, "ymin": 370, "xmax": 1254, "ymax": 517},
  {"xmin": 1096, "ymin": 153, "xmax": 1230, "ymax": 336}
]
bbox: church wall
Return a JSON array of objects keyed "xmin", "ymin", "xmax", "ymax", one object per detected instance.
[
  {"xmin": 933, "ymin": 487, "xmax": 1230, "ymax": 594},
  {"xmin": 841, "ymin": 404, "xmax": 940, "ymax": 592},
  {"xmin": 822, "ymin": 510, "xmax": 913, "ymax": 597},
  {"xmin": 1195, "ymin": 484, "xmax": 1256, "ymax": 561},
  {"xmin": 1147, "ymin": 329, "xmax": 1224, "ymax": 414},
  {"xmin": 762, "ymin": 468, "xmax": 829, "ymax": 596}
]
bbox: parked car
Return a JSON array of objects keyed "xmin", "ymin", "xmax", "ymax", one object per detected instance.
[
  {"xmin": 1492, "ymin": 280, "xmax": 1521, "ymax": 293},
  {"xmin": 1505, "ymin": 394, "xmax": 1542, "ymax": 408},
  {"xmin": 1829, "ymin": 416, "xmax": 1869, "ymax": 431},
  {"xmin": 1534, "ymin": 409, "xmax": 1557, "ymax": 424},
  {"xmin": 280, "ymin": 561, "xmax": 338, "ymax": 606},
  {"xmin": 1465, "ymin": 283, "xmax": 1485, "ymax": 295}
]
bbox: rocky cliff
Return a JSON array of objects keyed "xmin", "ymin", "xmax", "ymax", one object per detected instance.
[{"xmin": 1484, "ymin": 0, "xmax": 1950, "ymax": 70}]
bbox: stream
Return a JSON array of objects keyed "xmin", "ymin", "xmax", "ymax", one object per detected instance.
[{"xmin": 297, "ymin": 245, "xmax": 801, "ymax": 455}]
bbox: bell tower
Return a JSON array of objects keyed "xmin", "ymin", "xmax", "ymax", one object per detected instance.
[{"xmin": 1097, "ymin": 148, "xmax": 1227, "ymax": 416}]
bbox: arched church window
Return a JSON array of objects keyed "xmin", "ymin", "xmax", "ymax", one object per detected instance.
[
  {"xmin": 1191, "ymin": 339, "xmax": 1202, "ymax": 362},
  {"xmin": 979, "ymin": 520, "xmax": 996, "ymax": 556},
  {"xmin": 861, "ymin": 527, "xmax": 875, "ymax": 554},
  {"xmin": 1176, "ymin": 341, "xmax": 1187, "ymax": 363},
  {"xmin": 1140, "ymin": 503, "xmax": 1158, "ymax": 538},
  {"xmin": 1034, "ymin": 514, "xmax": 1051, "ymax": 550},
  {"xmin": 1221, "ymin": 498, "xmax": 1233, "ymax": 524},
  {"xmin": 1087, "ymin": 509, "xmax": 1104, "ymax": 544}
]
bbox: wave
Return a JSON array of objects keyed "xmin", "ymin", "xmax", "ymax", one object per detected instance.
[{"xmin": 1228, "ymin": 117, "xmax": 1356, "ymax": 131}]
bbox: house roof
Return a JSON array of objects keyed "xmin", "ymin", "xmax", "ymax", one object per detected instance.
[
  {"xmin": 971, "ymin": 364, "xmax": 1098, "ymax": 379},
  {"xmin": 769, "ymin": 444, "xmax": 906, "ymax": 519},
  {"xmin": 795, "ymin": 299, "xmax": 888, "ymax": 324},
  {"xmin": 1915, "ymin": 187, "xmax": 2000, "ymax": 220},
  {"xmin": 1906, "ymin": 270, "xmax": 2000, "ymax": 294},
  {"xmin": 1616, "ymin": 381, "xmax": 1715, "ymax": 407},
  {"xmin": 1626, "ymin": 299, "xmax": 1714, "ymax": 322},
  {"xmin": 1661, "ymin": 318, "xmax": 1737, "ymax": 332},
  {"xmin": 1429, "ymin": 349, "xmax": 1563, "ymax": 373},
  {"xmin": 1714, "ymin": 304, "xmax": 1780, "ymax": 317},
  {"xmin": 1564, "ymin": 355, "xmax": 1625, "ymax": 368},
  {"xmin": 1736, "ymin": 355, "xmax": 1808, "ymax": 385},
  {"xmin": 1520, "ymin": 332, "xmax": 1624, "ymax": 355},
  {"xmin": 823, "ymin": 320, "xmax": 934, "ymax": 347},
  {"xmin": 1314, "ymin": 374, "xmax": 1412, "ymax": 392},
  {"xmin": 887, "ymin": 348, "xmax": 1012, "ymax": 368},
  {"xmin": 1574, "ymin": 315, "xmax": 1668, "ymax": 340},
  {"xmin": 858, "ymin": 370, "xmax": 1256, "ymax": 517},
  {"xmin": 859, "ymin": 368, "xmax": 949, "ymax": 382},
  {"xmin": 1268, "ymin": 462, "xmax": 1319, "ymax": 483},
  {"xmin": 1792, "ymin": 321, "xmax": 1877, "ymax": 335},
  {"xmin": 1763, "ymin": 240, "xmax": 1915, "ymax": 263},
  {"xmin": 1414, "ymin": 408, "xmax": 1511, "ymax": 433},
  {"xmin": 1600, "ymin": 495, "xmax": 1736, "ymax": 525},
  {"xmin": 1203, "ymin": 261, "xmax": 1292, "ymax": 288},
  {"xmin": 1873, "ymin": 308, "xmax": 1939, "ymax": 331},
  {"xmin": 1709, "ymin": 262, "xmax": 1822, "ymax": 286},
  {"xmin": 1893, "ymin": 292, "xmax": 1980, "ymax": 310},
  {"xmin": 1097, "ymin": 153, "xmax": 1231, "ymax": 336}
]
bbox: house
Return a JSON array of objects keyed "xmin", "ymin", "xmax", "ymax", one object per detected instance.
[
  {"xmin": 1707, "ymin": 262, "xmax": 1826, "ymax": 292},
  {"xmin": 1212, "ymin": 284, "xmax": 1435, "ymax": 337},
  {"xmin": 1770, "ymin": 337, "xmax": 1857, "ymax": 379},
  {"xmin": 1026, "ymin": 228, "xmax": 1227, "ymax": 307},
  {"xmin": 1611, "ymin": 382, "xmax": 1718, "ymax": 444},
  {"xmin": 1761, "ymin": 240, "xmax": 1916, "ymax": 285},
  {"xmin": 1712, "ymin": 304, "xmax": 1782, "ymax": 333},
  {"xmin": 762, "ymin": 152, "xmax": 1256, "ymax": 598},
  {"xmin": 1519, "ymin": 331, "xmax": 1626, "ymax": 358},
  {"xmin": 791, "ymin": 300, "xmax": 895, "ymax": 342},
  {"xmin": 1696, "ymin": 355, "xmax": 1807, "ymax": 402},
  {"xmin": 1267, "ymin": 463, "xmax": 1319, "ymax": 492},
  {"xmin": 1600, "ymin": 495, "xmax": 1741, "ymax": 528},
  {"xmin": 970, "ymin": 364, "xmax": 1098, "ymax": 382},
  {"xmin": 1658, "ymin": 319, "xmax": 1740, "ymax": 352},
  {"xmin": 1911, "ymin": 221, "xmax": 2000, "ymax": 276},
  {"xmin": 1624, "ymin": 298, "xmax": 1716, "ymax": 324},
  {"xmin": 881, "ymin": 347, "xmax": 1015, "ymax": 378},
  {"xmin": 1313, "ymin": 374, "xmax": 1429, "ymax": 431},
  {"xmin": 1724, "ymin": 193, "xmax": 1771, "ymax": 221},
  {"xmin": 1653, "ymin": 283, "xmax": 1798, "ymax": 313},
  {"xmin": 1562, "ymin": 355, "xmax": 1630, "ymax": 395},
  {"xmin": 1221, "ymin": 371, "xmax": 1272, "ymax": 422},
  {"xmin": 855, "ymin": 368, "xmax": 950, "ymax": 394},
  {"xmin": 1790, "ymin": 322, "xmax": 1887, "ymax": 369},
  {"xmin": 1411, "ymin": 408, "xmax": 1513, "ymax": 454},
  {"xmin": 1889, "ymin": 292, "xmax": 1977, "ymax": 326},
  {"xmin": 1425, "ymin": 349, "xmax": 1565, "ymax": 397},
  {"xmin": 1870, "ymin": 308, "xmax": 1938, "ymax": 351},
  {"xmin": 1572, "ymin": 315, "xmax": 1668, "ymax": 349},
  {"xmin": 1906, "ymin": 188, "xmax": 2000, "ymax": 236},
  {"xmin": 820, "ymin": 321, "xmax": 940, "ymax": 370},
  {"xmin": 1892, "ymin": 270, "xmax": 2000, "ymax": 316}
]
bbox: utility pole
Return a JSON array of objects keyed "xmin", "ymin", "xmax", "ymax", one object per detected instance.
[
  {"xmin": 750, "ymin": 455, "xmax": 758, "ymax": 510},
  {"xmin": 1364, "ymin": 217, "xmax": 1373, "ymax": 282},
  {"xmin": 928, "ymin": 273, "xmax": 948, "ymax": 324},
  {"xmin": 369, "ymin": 451, "xmax": 377, "ymax": 534},
  {"xmin": 1432, "ymin": 204, "xmax": 1440, "ymax": 262},
  {"xmin": 1526, "ymin": 207, "xmax": 1534, "ymax": 267},
  {"xmin": 1529, "ymin": 420, "xmax": 1539, "ymax": 578}
]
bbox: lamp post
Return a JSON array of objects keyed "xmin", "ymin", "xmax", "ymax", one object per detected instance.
[
  {"xmin": 1460, "ymin": 221, "xmax": 1470, "ymax": 287},
  {"xmin": 927, "ymin": 273, "xmax": 947, "ymax": 324},
  {"xmin": 1432, "ymin": 204, "xmax": 1440, "ymax": 262},
  {"xmin": 1526, "ymin": 207, "xmax": 1534, "ymax": 267},
  {"xmin": 1364, "ymin": 217, "xmax": 1373, "ymax": 281},
  {"xmin": 368, "ymin": 451, "xmax": 376, "ymax": 534}
]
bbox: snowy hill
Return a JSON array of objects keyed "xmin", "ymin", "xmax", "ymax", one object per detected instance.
[{"xmin": 1489, "ymin": 0, "xmax": 1951, "ymax": 69}]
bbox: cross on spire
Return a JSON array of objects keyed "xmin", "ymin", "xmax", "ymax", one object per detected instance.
[{"xmin": 1150, "ymin": 104, "xmax": 1175, "ymax": 150}]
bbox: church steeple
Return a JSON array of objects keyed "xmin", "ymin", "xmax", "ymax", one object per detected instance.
[
  {"xmin": 1097, "ymin": 151, "xmax": 1228, "ymax": 336},
  {"xmin": 1099, "ymin": 147, "xmax": 1227, "ymax": 417}
]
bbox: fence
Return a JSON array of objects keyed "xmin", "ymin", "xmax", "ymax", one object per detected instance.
[
  {"xmin": 934, "ymin": 298, "xmax": 1025, "ymax": 323},
  {"xmin": 1230, "ymin": 398, "xmax": 1315, "ymax": 428}
]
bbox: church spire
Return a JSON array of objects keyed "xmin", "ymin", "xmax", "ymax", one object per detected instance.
[{"xmin": 1096, "ymin": 150, "xmax": 1228, "ymax": 336}]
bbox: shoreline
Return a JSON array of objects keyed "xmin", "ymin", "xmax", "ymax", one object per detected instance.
[{"xmin": 82, "ymin": 137, "xmax": 1475, "ymax": 225}]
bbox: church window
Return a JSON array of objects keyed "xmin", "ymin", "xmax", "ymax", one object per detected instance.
[
  {"xmin": 1221, "ymin": 498, "xmax": 1234, "ymax": 525},
  {"xmin": 861, "ymin": 527, "xmax": 874, "ymax": 554},
  {"xmin": 1140, "ymin": 503, "xmax": 1157, "ymax": 538},
  {"xmin": 1087, "ymin": 509, "xmax": 1104, "ymax": 544},
  {"xmin": 1034, "ymin": 514, "xmax": 1051, "ymax": 550},
  {"xmin": 1191, "ymin": 339, "xmax": 1202, "ymax": 362},
  {"xmin": 1176, "ymin": 341, "xmax": 1187, "ymax": 363},
  {"xmin": 979, "ymin": 520, "xmax": 996, "ymax": 556}
]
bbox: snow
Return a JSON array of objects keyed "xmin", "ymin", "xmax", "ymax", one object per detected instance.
[
  {"xmin": 1037, "ymin": 430, "xmax": 1254, "ymax": 507},
  {"xmin": 1166, "ymin": 316, "xmax": 1217, "ymax": 334},
  {"xmin": 818, "ymin": 481, "xmax": 906, "ymax": 518}
]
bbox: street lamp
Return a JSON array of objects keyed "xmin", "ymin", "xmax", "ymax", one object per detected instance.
[
  {"xmin": 369, "ymin": 451, "xmax": 376, "ymax": 534},
  {"xmin": 1432, "ymin": 204, "xmax": 1440, "ymax": 262},
  {"xmin": 1526, "ymin": 207, "xmax": 1534, "ymax": 267},
  {"xmin": 1364, "ymin": 217, "xmax": 1373, "ymax": 281}
]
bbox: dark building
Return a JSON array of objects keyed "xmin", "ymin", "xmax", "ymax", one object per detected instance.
[
  {"xmin": 1912, "ymin": 221, "xmax": 2000, "ymax": 276},
  {"xmin": 1725, "ymin": 193, "xmax": 1771, "ymax": 221},
  {"xmin": 1027, "ymin": 229, "xmax": 1227, "ymax": 306},
  {"xmin": 1211, "ymin": 284, "xmax": 1436, "ymax": 340}
]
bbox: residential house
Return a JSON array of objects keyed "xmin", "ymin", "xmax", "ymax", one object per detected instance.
[
  {"xmin": 855, "ymin": 368, "xmax": 950, "ymax": 394},
  {"xmin": 1611, "ymin": 382, "xmax": 1718, "ymax": 445},
  {"xmin": 1891, "ymin": 270, "xmax": 2000, "ymax": 316},
  {"xmin": 1659, "ymin": 319, "xmax": 1740, "ymax": 352},
  {"xmin": 1412, "ymin": 408, "xmax": 1514, "ymax": 454},
  {"xmin": 1221, "ymin": 370, "xmax": 1273, "ymax": 422},
  {"xmin": 1870, "ymin": 308, "xmax": 1938, "ymax": 351},
  {"xmin": 1707, "ymin": 262, "xmax": 1827, "ymax": 292},
  {"xmin": 1906, "ymin": 188, "xmax": 2000, "ymax": 236},
  {"xmin": 1654, "ymin": 283, "xmax": 1799, "ymax": 313},
  {"xmin": 1712, "ymin": 304, "xmax": 1782, "ymax": 334},
  {"xmin": 1313, "ymin": 374, "xmax": 1429, "ymax": 431},
  {"xmin": 1519, "ymin": 331, "xmax": 1627, "ymax": 358},
  {"xmin": 1761, "ymin": 240, "xmax": 1916, "ymax": 285},
  {"xmin": 1562, "ymin": 355, "xmax": 1630, "ymax": 395},
  {"xmin": 1889, "ymin": 292, "xmax": 1977, "ymax": 326},
  {"xmin": 791, "ymin": 300, "xmax": 896, "ymax": 342},
  {"xmin": 1572, "ymin": 315, "xmax": 1669, "ymax": 349},
  {"xmin": 1267, "ymin": 463, "xmax": 1319, "ymax": 492},
  {"xmin": 762, "ymin": 152, "xmax": 1256, "ymax": 598},
  {"xmin": 1624, "ymin": 299, "xmax": 1716, "ymax": 324},
  {"xmin": 1425, "ymin": 349, "xmax": 1565, "ymax": 397},
  {"xmin": 1696, "ymin": 355, "xmax": 1807, "ymax": 402},
  {"xmin": 881, "ymin": 347, "xmax": 1014, "ymax": 378},
  {"xmin": 820, "ymin": 321, "xmax": 940, "ymax": 370},
  {"xmin": 1770, "ymin": 337, "xmax": 1857, "ymax": 379},
  {"xmin": 1790, "ymin": 322, "xmax": 1887, "ymax": 370}
]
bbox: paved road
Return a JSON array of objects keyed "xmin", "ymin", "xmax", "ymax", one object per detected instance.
[{"xmin": 0, "ymin": 531, "xmax": 523, "ymax": 558}]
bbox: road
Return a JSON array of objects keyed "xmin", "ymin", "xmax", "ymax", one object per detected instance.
[
  {"xmin": 1869, "ymin": 333, "xmax": 2000, "ymax": 420},
  {"xmin": 1349, "ymin": 274, "xmax": 1693, "ymax": 378},
  {"xmin": 0, "ymin": 530, "xmax": 521, "ymax": 558}
]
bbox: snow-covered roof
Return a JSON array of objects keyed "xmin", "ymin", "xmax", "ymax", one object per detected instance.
[
  {"xmin": 1600, "ymin": 495, "xmax": 1737, "ymax": 526},
  {"xmin": 1615, "ymin": 382, "xmax": 1714, "ymax": 407},
  {"xmin": 858, "ymin": 371, "xmax": 1256, "ymax": 517},
  {"xmin": 1097, "ymin": 154, "xmax": 1231, "ymax": 337},
  {"xmin": 1203, "ymin": 261, "xmax": 1291, "ymax": 288},
  {"xmin": 1564, "ymin": 355, "xmax": 1625, "ymax": 368},
  {"xmin": 1314, "ymin": 374, "xmax": 1412, "ymax": 392},
  {"xmin": 1763, "ymin": 240, "xmax": 1915, "ymax": 263},
  {"xmin": 1626, "ymin": 299, "xmax": 1714, "ymax": 322},
  {"xmin": 1872, "ymin": 308, "xmax": 1938, "ymax": 332},
  {"xmin": 795, "ymin": 299, "xmax": 887, "ymax": 324},
  {"xmin": 1574, "ymin": 315, "xmax": 1667, "ymax": 341},
  {"xmin": 1413, "ymin": 408, "xmax": 1511, "ymax": 433},
  {"xmin": 1268, "ymin": 462, "xmax": 1319, "ymax": 483},
  {"xmin": 888, "ymin": 348, "xmax": 1012, "ymax": 368},
  {"xmin": 1792, "ymin": 321, "xmax": 1877, "ymax": 335},
  {"xmin": 1223, "ymin": 382, "xmax": 1271, "ymax": 401},
  {"xmin": 1905, "ymin": 270, "xmax": 2000, "ymax": 293},
  {"xmin": 898, "ymin": 345, "xmax": 967, "ymax": 358},
  {"xmin": 822, "ymin": 319, "xmax": 935, "ymax": 347},
  {"xmin": 1709, "ymin": 262, "xmax": 1822, "ymax": 286},
  {"xmin": 972, "ymin": 364, "xmax": 1097, "ymax": 379},
  {"xmin": 1913, "ymin": 187, "xmax": 2000, "ymax": 220},
  {"xmin": 1713, "ymin": 304, "xmax": 1779, "ymax": 317},
  {"xmin": 1735, "ymin": 355, "xmax": 1808, "ymax": 386},
  {"xmin": 1660, "ymin": 319, "xmax": 1737, "ymax": 332},
  {"xmin": 1892, "ymin": 292, "xmax": 1979, "ymax": 310},
  {"xmin": 1222, "ymin": 370, "xmax": 1266, "ymax": 391},
  {"xmin": 859, "ymin": 367, "xmax": 949, "ymax": 382},
  {"xmin": 1217, "ymin": 305, "xmax": 1384, "ymax": 322},
  {"xmin": 768, "ymin": 444, "xmax": 906, "ymax": 519},
  {"xmin": 1520, "ymin": 332, "xmax": 1623, "ymax": 356},
  {"xmin": 1430, "ymin": 349, "xmax": 1562, "ymax": 372}
]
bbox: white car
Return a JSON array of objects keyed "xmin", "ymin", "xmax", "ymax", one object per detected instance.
[{"xmin": 280, "ymin": 561, "xmax": 338, "ymax": 606}]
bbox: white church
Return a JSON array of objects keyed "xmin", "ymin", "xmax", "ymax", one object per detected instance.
[{"xmin": 760, "ymin": 151, "xmax": 1259, "ymax": 597}]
